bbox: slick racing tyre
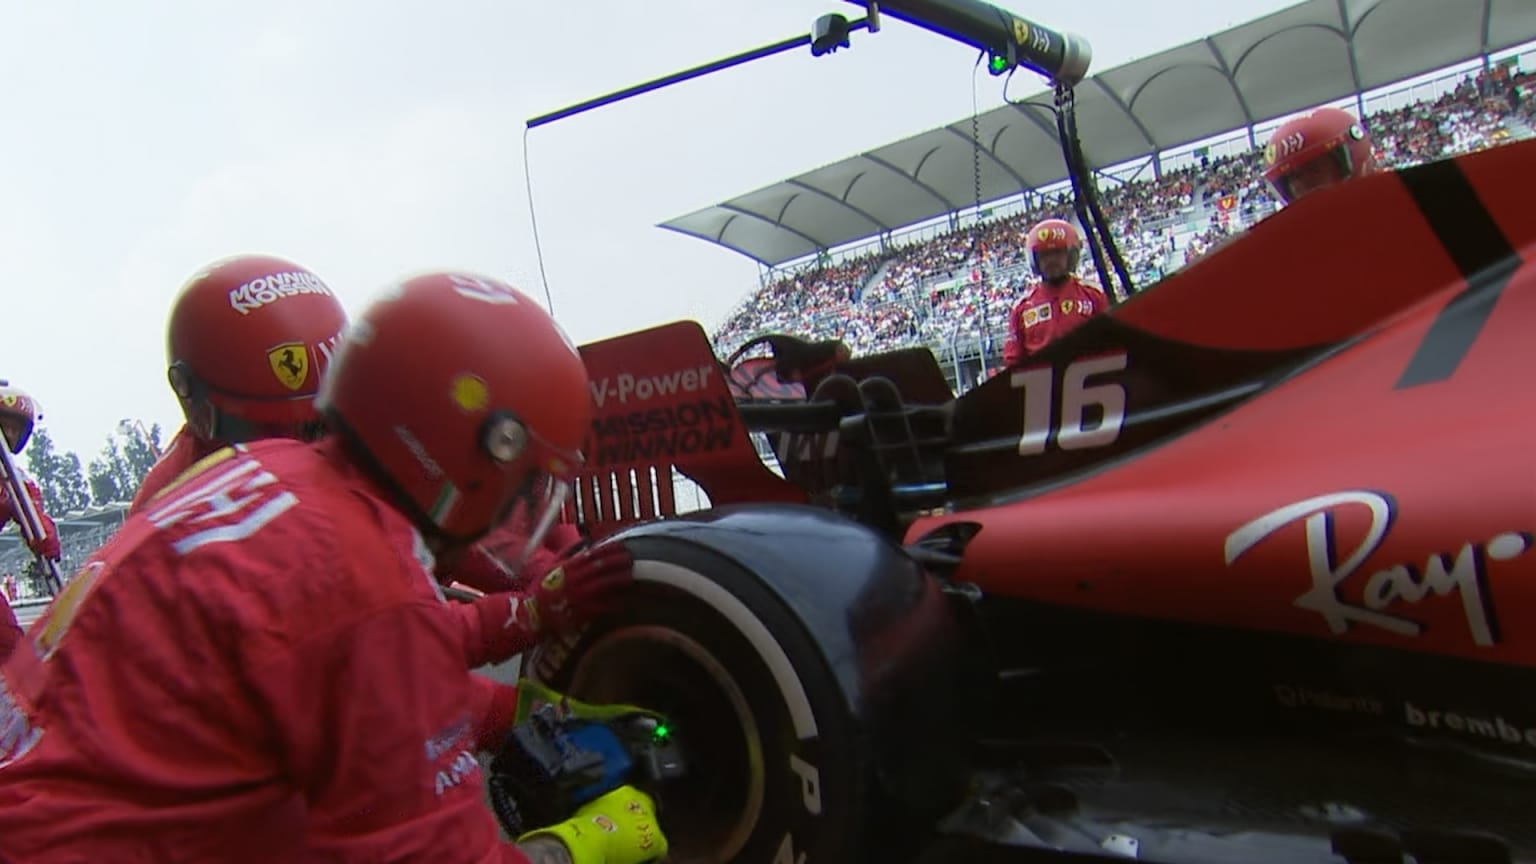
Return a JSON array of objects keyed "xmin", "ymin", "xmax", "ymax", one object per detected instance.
[{"xmin": 525, "ymin": 539, "xmax": 893, "ymax": 864}]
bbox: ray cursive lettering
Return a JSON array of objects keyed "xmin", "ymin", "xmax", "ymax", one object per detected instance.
[{"xmin": 1225, "ymin": 490, "xmax": 1529, "ymax": 648}]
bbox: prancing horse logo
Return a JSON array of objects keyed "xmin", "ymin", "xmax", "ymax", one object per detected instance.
[{"xmin": 267, "ymin": 343, "xmax": 309, "ymax": 391}]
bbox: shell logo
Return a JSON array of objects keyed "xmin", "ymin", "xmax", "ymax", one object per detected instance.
[{"xmin": 450, "ymin": 374, "xmax": 489, "ymax": 413}]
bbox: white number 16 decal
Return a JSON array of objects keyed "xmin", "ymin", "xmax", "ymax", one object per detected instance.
[{"xmin": 1011, "ymin": 352, "xmax": 1129, "ymax": 456}]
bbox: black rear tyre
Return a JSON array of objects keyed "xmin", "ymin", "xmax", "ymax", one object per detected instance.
[{"xmin": 526, "ymin": 543, "xmax": 875, "ymax": 864}]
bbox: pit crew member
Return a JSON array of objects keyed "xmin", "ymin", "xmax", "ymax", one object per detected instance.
[
  {"xmin": 1002, "ymin": 218, "xmax": 1111, "ymax": 364},
  {"xmin": 0, "ymin": 382, "xmax": 61, "ymax": 662},
  {"xmin": 1263, "ymin": 106, "xmax": 1381, "ymax": 205},
  {"xmin": 129, "ymin": 254, "xmax": 627, "ymax": 751},
  {"xmin": 0, "ymin": 271, "xmax": 666, "ymax": 864},
  {"xmin": 129, "ymin": 253, "xmax": 350, "ymax": 515}
]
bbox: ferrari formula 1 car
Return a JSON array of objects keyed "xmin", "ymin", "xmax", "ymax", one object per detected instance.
[
  {"xmin": 521, "ymin": 133, "xmax": 1535, "ymax": 864},
  {"xmin": 509, "ymin": 5, "xmax": 1536, "ymax": 864}
]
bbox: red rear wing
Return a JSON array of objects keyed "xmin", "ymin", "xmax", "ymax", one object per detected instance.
[{"xmin": 568, "ymin": 320, "xmax": 806, "ymax": 538}]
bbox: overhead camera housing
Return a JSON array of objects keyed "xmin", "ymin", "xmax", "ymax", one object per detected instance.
[{"xmin": 811, "ymin": 13, "xmax": 853, "ymax": 56}]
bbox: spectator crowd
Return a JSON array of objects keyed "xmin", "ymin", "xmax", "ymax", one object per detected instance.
[{"xmin": 711, "ymin": 65, "xmax": 1533, "ymax": 365}]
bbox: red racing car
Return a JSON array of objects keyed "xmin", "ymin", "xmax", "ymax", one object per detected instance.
[{"xmin": 499, "ymin": 4, "xmax": 1536, "ymax": 863}]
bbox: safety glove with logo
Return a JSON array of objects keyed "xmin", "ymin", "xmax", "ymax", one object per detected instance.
[
  {"xmin": 517, "ymin": 785, "xmax": 669, "ymax": 864},
  {"xmin": 462, "ymin": 542, "xmax": 634, "ymax": 668}
]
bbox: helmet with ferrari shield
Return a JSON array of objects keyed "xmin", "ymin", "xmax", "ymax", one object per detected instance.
[
  {"xmin": 1025, "ymin": 218, "xmax": 1083, "ymax": 284},
  {"xmin": 166, "ymin": 253, "xmax": 349, "ymax": 445},
  {"xmin": 0, "ymin": 381, "xmax": 40, "ymax": 455},
  {"xmin": 1263, "ymin": 106, "xmax": 1380, "ymax": 205}
]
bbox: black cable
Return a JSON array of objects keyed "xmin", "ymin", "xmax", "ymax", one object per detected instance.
[
  {"xmin": 1053, "ymin": 85, "xmax": 1114, "ymax": 297},
  {"xmin": 1061, "ymin": 88, "xmax": 1135, "ymax": 299}
]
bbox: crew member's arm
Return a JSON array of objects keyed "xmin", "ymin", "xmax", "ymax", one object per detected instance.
[{"xmin": 22, "ymin": 479, "xmax": 59, "ymax": 560}]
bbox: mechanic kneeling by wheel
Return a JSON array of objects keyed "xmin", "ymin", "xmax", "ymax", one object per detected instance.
[{"xmin": 0, "ymin": 271, "xmax": 668, "ymax": 864}]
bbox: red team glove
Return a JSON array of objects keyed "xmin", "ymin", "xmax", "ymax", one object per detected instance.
[{"xmin": 462, "ymin": 542, "xmax": 634, "ymax": 668}]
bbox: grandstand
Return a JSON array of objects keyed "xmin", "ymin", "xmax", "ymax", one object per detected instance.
[
  {"xmin": 670, "ymin": 0, "xmax": 1536, "ymax": 392},
  {"xmin": 1, "ymin": 500, "xmax": 128, "ymax": 624}
]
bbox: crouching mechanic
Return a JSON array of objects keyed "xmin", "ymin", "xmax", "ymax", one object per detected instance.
[
  {"xmin": 0, "ymin": 382, "xmax": 61, "ymax": 662},
  {"xmin": 0, "ymin": 272, "xmax": 667, "ymax": 864},
  {"xmin": 1002, "ymin": 219, "xmax": 1110, "ymax": 364}
]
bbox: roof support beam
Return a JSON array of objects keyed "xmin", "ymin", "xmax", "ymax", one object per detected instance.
[
  {"xmin": 655, "ymin": 218, "xmax": 777, "ymax": 269},
  {"xmin": 1229, "ymin": 22, "xmax": 1349, "ymax": 125},
  {"xmin": 860, "ymin": 153, "xmax": 960, "ymax": 212},
  {"xmin": 1089, "ymin": 77, "xmax": 1160, "ymax": 153},
  {"xmin": 1204, "ymin": 37, "xmax": 1260, "ymax": 130},
  {"xmin": 940, "ymin": 126, "xmax": 1031, "ymax": 197},
  {"xmin": 1005, "ymin": 101, "xmax": 1067, "ymax": 184},
  {"xmin": 1336, "ymin": 0, "xmax": 1368, "ymax": 98},
  {"xmin": 718, "ymin": 203, "xmax": 829, "ymax": 251},
  {"xmin": 784, "ymin": 179, "xmax": 892, "ymax": 232}
]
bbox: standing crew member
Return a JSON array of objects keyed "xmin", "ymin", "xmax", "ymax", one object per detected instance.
[
  {"xmin": 0, "ymin": 382, "xmax": 60, "ymax": 662},
  {"xmin": 1002, "ymin": 219, "xmax": 1110, "ymax": 364}
]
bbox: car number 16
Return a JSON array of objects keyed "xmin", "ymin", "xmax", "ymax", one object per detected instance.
[{"xmin": 1011, "ymin": 352, "xmax": 1129, "ymax": 456}]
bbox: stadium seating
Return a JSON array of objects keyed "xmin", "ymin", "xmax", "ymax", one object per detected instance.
[{"xmin": 711, "ymin": 65, "xmax": 1534, "ymax": 371}]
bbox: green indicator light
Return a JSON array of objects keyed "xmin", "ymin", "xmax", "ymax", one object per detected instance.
[{"xmin": 654, "ymin": 724, "xmax": 670, "ymax": 740}]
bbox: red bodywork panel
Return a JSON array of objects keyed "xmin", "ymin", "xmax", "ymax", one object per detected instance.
[
  {"xmin": 910, "ymin": 139, "xmax": 1536, "ymax": 668},
  {"xmin": 570, "ymin": 321, "xmax": 805, "ymax": 538}
]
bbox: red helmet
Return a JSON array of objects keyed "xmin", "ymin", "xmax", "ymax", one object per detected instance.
[
  {"xmin": 316, "ymin": 271, "xmax": 591, "ymax": 548},
  {"xmin": 166, "ymin": 254, "xmax": 349, "ymax": 445},
  {"xmin": 0, "ymin": 381, "xmax": 40, "ymax": 455},
  {"xmin": 1025, "ymin": 218, "xmax": 1082, "ymax": 283},
  {"xmin": 1263, "ymin": 107, "xmax": 1379, "ymax": 204}
]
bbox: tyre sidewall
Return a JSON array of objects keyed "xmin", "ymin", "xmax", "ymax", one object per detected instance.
[{"xmin": 525, "ymin": 539, "xmax": 865, "ymax": 864}]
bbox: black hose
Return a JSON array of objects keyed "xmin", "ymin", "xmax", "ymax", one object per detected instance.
[
  {"xmin": 1055, "ymin": 86, "xmax": 1113, "ymax": 297},
  {"xmin": 486, "ymin": 772, "xmax": 527, "ymax": 839}
]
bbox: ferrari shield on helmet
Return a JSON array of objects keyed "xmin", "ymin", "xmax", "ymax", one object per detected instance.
[
  {"xmin": 316, "ymin": 271, "xmax": 591, "ymax": 553},
  {"xmin": 0, "ymin": 381, "xmax": 40, "ymax": 455},
  {"xmin": 1025, "ymin": 218, "xmax": 1083, "ymax": 280},
  {"xmin": 1263, "ymin": 106, "xmax": 1380, "ymax": 205},
  {"xmin": 166, "ymin": 254, "xmax": 348, "ymax": 444}
]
